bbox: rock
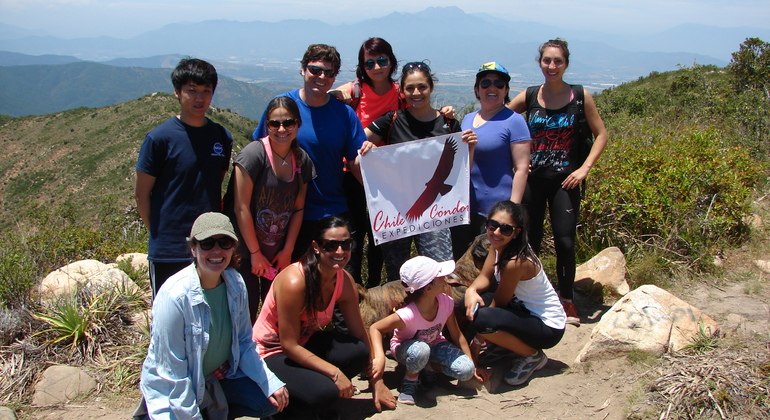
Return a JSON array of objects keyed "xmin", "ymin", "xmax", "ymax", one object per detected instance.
[
  {"xmin": 0, "ymin": 406, "xmax": 16, "ymax": 420},
  {"xmin": 575, "ymin": 285, "xmax": 719, "ymax": 364},
  {"xmin": 38, "ymin": 259, "xmax": 139, "ymax": 297},
  {"xmin": 743, "ymin": 212, "xmax": 763, "ymax": 229},
  {"xmin": 31, "ymin": 365, "xmax": 97, "ymax": 406},
  {"xmin": 575, "ymin": 247, "xmax": 630, "ymax": 297},
  {"xmin": 754, "ymin": 260, "xmax": 770, "ymax": 274},
  {"xmin": 115, "ymin": 252, "xmax": 149, "ymax": 273}
]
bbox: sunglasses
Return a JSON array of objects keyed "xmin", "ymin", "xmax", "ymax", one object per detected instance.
[
  {"xmin": 267, "ymin": 119, "xmax": 297, "ymax": 130},
  {"xmin": 306, "ymin": 65, "xmax": 337, "ymax": 78},
  {"xmin": 485, "ymin": 219, "xmax": 519, "ymax": 237},
  {"xmin": 479, "ymin": 78, "xmax": 506, "ymax": 89},
  {"xmin": 198, "ymin": 237, "xmax": 235, "ymax": 250},
  {"xmin": 403, "ymin": 61, "xmax": 431, "ymax": 72},
  {"xmin": 364, "ymin": 57, "xmax": 389, "ymax": 70},
  {"xmin": 320, "ymin": 238, "xmax": 354, "ymax": 252}
]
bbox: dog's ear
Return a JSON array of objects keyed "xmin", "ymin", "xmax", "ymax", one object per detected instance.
[{"xmin": 445, "ymin": 273, "xmax": 465, "ymax": 286}]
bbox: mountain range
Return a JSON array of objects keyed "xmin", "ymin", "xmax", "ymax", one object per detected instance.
[{"xmin": 1, "ymin": 6, "xmax": 767, "ymax": 118}]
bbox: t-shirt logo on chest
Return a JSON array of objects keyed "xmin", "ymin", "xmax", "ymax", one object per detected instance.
[{"xmin": 211, "ymin": 142, "xmax": 225, "ymax": 157}]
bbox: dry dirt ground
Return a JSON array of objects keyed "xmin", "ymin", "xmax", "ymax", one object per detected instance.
[{"xmin": 16, "ymin": 258, "xmax": 770, "ymax": 420}]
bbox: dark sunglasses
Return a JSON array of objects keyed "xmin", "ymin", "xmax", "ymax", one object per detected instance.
[
  {"xmin": 364, "ymin": 57, "xmax": 390, "ymax": 70},
  {"xmin": 479, "ymin": 78, "xmax": 507, "ymax": 89},
  {"xmin": 267, "ymin": 119, "xmax": 297, "ymax": 130},
  {"xmin": 198, "ymin": 237, "xmax": 235, "ymax": 250},
  {"xmin": 306, "ymin": 65, "xmax": 337, "ymax": 78},
  {"xmin": 320, "ymin": 238, "xmax": 354, "ymax": 252},
  {"xmin": 485, "ymin": 219, "xmax": 519, "ymax": 237}
]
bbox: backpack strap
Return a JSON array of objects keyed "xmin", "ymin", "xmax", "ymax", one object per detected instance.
[{"xmin": 350, "ymin": 80, "xmax": 361, "ymax": 110}]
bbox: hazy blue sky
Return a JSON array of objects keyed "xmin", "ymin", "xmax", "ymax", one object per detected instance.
[{"xmin": 1, "ymin": 0, "xmax": 768, "ymax": 39}]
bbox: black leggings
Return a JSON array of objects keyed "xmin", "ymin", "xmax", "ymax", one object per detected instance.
[
  {"xmin": 523, "ymin": 176, "xmax": 580, "ymax": 300},
  {"xmin": 263, "ymin": 330, "xmax": 370, "ymax": 410},
  {"xmin": 472, "ymin": 292, "xmax": 564, "ymax": 350}
]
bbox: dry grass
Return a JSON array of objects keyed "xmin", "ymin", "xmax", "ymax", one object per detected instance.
[{"xmin": 631, "ymin": 344, "xmax": 770, "ymax": 419}]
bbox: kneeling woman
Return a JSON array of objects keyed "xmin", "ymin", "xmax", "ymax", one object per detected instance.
[
  {"xmin": 138, "ymin": 212, "xmax": 288, "ymax": 419},
  {"xmin": 252, "ymin": 216, "xmax": 394, "ymax": 414},
  {"xmin": 464, "ymin": 201, "xmax": 566, "ymax": 386}
]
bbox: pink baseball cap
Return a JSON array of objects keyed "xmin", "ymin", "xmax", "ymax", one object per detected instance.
[{"xmin": 400, "ymin": 256, "xmax": 455, "ymax": 293}]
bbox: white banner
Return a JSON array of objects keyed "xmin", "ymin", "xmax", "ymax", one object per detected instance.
[{"xmin": 360, "ymin": 133, "xmax": 470, "ymax": 246}]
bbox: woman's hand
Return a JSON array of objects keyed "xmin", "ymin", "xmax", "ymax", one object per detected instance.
[
  {"xmin": 250, "ymin": 251, "xmax": 272, "ymax": 277},
  {"xmin": 268, "ymin": 386, "xmax": 290, "ymax": 412},
  {"xmin": 461, "ymin": 129, "xmax": 478, "ymax": 148},
  {"xmin": 271, "ymin": 248, "xmax": 292, "ymax": 271},
  {"xmin": 359, "ymin": 140, "xmax": 378, "ymax": 156},
  {"xmin": 332, "ymin": 369, "xmax": 355, "ymax": 399},
  {"xmin": 329, "ymin": 89, "xmax": 352, "ymax": 105},
  {"xmin": 464, "ymin": 288, "xmax": 484, "ymax": 321},
  {"xmin": 439, "ymin": 105, "xmax": 456, "ymax": 120},
  {"xmin": 562, "ymin": 166, "xmax": 590, "ymax": 190}
]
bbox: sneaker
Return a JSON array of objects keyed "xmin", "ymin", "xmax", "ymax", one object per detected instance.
[
  {"xmin": 562, "ymin": 301, "xmax": 581, "ymax": 327},
  {"xmin": 479, "ymin": 343, "xmax": 517, "ymax": 365},
  {"xmin": 398, "ymin": 379, "xmax": 419, "ymax": 405},
  {"xmin": 504, "ymin": 350, "xmax": 548, "ymax": 386}
]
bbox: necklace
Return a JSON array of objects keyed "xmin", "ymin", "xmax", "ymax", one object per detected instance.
[{"xmin": 273, "ymin": 149, "xmax": 291, "ymax": 166}]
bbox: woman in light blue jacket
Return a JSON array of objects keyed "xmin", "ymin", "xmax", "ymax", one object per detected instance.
[{"xmin": 136, "ymin": 212, "xmax": 288, "ymax": 419}]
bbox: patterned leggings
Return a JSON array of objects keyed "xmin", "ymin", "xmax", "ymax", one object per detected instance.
[{"xmin": 394, "ymin": 339, "xmax": 475, "ymax": 381}]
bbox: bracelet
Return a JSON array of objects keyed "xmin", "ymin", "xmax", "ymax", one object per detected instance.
[
  {"xmin": 250, "ymin": 249, "xmax": 260, "ymax": 255},
  {"xmin": 331, "ymin": 368, "xmax": 340, "ymax": 383}
]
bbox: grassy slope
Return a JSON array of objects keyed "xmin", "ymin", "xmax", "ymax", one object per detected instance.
[{"xmin": 0, "ymin": 93, "xmax": 256, "ymax": 232}]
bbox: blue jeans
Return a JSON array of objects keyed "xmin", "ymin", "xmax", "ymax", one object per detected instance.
[{"xmin": 395, "ymin": 340, "xmax": 475, "ymax": 381}]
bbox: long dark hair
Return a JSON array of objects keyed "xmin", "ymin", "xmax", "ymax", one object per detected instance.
[
  {"xmin": 356, "ymin": 37, "xmax": 398, "ymax": 87},
  {"xmin": 299, "ymin": 216, "xmax": 350, "ymax": 321},
  {"xmin": 265, "ymin": 96, "xmax": 303, "ymax": 162},
  {"xmin": 488, "ymin": 201, "xmax": 540, "ymax": 270}
]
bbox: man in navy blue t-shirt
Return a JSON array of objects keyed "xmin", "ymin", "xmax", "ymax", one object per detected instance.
[{"xmin": 135, "ymin": 58, "xmax": 233, "ymax": 297}]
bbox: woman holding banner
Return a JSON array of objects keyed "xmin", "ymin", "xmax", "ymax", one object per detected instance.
[
  {"xmin": 451, "ymin": 62, "xmax": 531, "ymax": 261},
  {"xmin": 360, "ymin": 61, "xmax": 476, "ymax": 281}
]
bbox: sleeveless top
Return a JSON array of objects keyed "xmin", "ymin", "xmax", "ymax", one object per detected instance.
[
  {"xmin": 525, "ymin": 86, "xmax": 581, "ymax": 179},
  {"xmin": 493, "ymin": 251, "xmax": 566, "ymax": 330},
  {"xmin": 252, "ymin": 262, "xmax": 346, "ymax": 358}
]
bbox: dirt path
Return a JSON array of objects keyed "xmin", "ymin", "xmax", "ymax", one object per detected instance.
[{"xmin": 18, "ymin": 268, "xmax": 769, "ymax": 420}]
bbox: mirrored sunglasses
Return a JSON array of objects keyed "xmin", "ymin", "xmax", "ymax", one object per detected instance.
[{"xmin": 364, "ymin": 57, "xmax": 390, "ymax": 70}]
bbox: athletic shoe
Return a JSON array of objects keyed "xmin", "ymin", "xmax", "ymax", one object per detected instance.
[
  {"xmin": 398, "ymin": 379, "xmax": 419, "ymax": 405},
  {"xmin": 479, "ymin": 343, "xmax": 517, "ymax": 365},
  {"xmin": 504, "ymin": 349, "xmax": 548, "ymax": 386},
  {"xmin": 562, "ymin": 301, "xmax": 581, "ymax": 327}
]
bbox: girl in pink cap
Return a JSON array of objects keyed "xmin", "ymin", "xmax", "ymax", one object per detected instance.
[{"xmin": 369, "ymin": 256, "xmax": 486, "ymax": 406}]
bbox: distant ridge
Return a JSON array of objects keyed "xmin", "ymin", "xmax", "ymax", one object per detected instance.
[{"xmin": 0, "ymin": 61, "xmax": 277, "ymax": 119}]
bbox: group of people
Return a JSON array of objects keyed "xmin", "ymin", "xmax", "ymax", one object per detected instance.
[{"xmin": 133, "ymin": 36, "xmax": 607, "ymax": 419}]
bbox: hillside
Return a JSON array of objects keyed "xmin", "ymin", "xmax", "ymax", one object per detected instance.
[
  {"xmin": 0, "ymin": 93, "xmax": 257, "ymax": 232},
  {"xmin": 0, "ymin": 61, "xmax": 277, "ymax": 119}
]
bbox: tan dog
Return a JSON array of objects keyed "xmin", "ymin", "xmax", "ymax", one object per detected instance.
[{"xmin": 358, "ymin": 234, "xmax": 490, "ymax": 330}]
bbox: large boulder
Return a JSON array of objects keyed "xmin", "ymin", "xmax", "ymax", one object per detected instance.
[
  {"xmin": 115, "ymin": 252, "xmax": 149, "ymax": 273},
  {"xmin": 31, "ymin": 365, "xmax": 97, "ymax": 406},
  {"xmin": 38, "ymin": 259, "xmax": 139, "ymax": 297},
  {"xmin": 575, "ymin": 285, "xmax": 719, "ymax": 364},
  {"xmin": 574, "ymin": 247, "xmax": 630, "ymax": 297}
]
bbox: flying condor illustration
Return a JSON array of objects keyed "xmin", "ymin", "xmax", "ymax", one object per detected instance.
[{"xmin": 405, "ymin": 137, "xmax": 458, "ymax": 222}]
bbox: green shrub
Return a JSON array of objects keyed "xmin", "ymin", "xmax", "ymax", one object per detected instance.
[{"xmin": 582, "ymin": 128, "xmax": 758, "ymax": 269}]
